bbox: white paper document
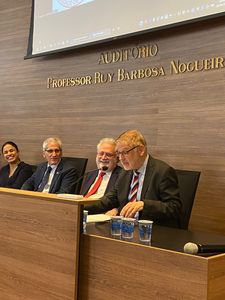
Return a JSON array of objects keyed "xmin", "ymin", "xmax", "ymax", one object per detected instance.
[
  {"xmin": 87, "ymin": 214, "xmax": 111, "ymax": 223},
  {"xmin": 57, "ymin": 194, "xmax": 84, "ymax": 200}
]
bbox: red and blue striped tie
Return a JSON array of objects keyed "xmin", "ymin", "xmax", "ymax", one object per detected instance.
[{"xmin": 129, "ymin": 171, "xmax": 139, "ymax": 202}]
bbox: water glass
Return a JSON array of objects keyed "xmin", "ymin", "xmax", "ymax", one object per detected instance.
[
  {"xmin": 111, "ymin": 216, "xmax": 122, "ymax": 237},
  {"xmin": 83, "ymin": 210, "xmax": 88, "ymax": 233},
  {"xmin": 121, "ymin": 218, "xmax": 135, "ymax": 240},
  {"xmin": 138, "ymin": 220, "xmax": 153, "ymax": 244}
]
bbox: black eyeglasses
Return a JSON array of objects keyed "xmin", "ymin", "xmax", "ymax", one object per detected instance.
[
  {"xmin": 116, "ymin": 145, "xmax": 139, "ymax": 157},
  {"xmin": 45, "ymin": 148, "xmax": 61, "ymax": 154}
]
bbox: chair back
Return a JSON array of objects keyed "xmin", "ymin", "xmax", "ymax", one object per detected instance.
[
  {"xmin": 63, "ymin": 157, "xmax": 88, "ymax": 194},
  {"xmin": 175, "ymin": 169, "xmax": 201, "ymax": 229}
]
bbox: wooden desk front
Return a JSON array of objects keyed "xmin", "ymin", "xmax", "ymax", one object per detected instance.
[
  {"xmin": 1, "ymin": 188, "xmax": 225, "ymax": 300},
  {"xmin": 0, "ymin": 188, "xmax": 93, "ymax": 300},
  {"xmin": 79, "ymin": 223, "xmax": 225, "ymax": 300}
]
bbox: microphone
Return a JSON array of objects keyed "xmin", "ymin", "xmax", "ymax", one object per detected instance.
[
  {"xmin": 101, "ymin": 166, "xmax": 108, "ymax": 171},
  {"xmin": 184, "ymin": 242, "xmax": 225, "ymax": 254}
]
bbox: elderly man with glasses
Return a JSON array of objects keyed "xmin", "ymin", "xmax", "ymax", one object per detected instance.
[
  {"xmin": 21, "ymin": 137, "xmax": 77, "ymax": 194},
  {"xmin": 85, "ymin": 130, "xmax": 182, "ymax": 228},
  {"xmin": 81, "ymin": 138, "xmax": 122, "ymax": 200}
]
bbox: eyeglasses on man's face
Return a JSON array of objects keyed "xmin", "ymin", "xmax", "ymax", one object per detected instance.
[
  {"xmin": 116, "ymin": 145, "xmax": 139, "ymax": 157},
  {"xmin": 45, "ymin": 148, "xmax": 61, "ymax": 154},
  {"xmin": 97, "ymin": 151, "xmax": 115, "ymax": 158}
]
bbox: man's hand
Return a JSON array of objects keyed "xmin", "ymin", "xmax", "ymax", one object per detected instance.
[
  {"xmin": 120, "ymin": 201, "xmax": 144, "ymax": 218},
  {"xmin": 105, "ymin": 208, "xmax": 118, "ymax": 216}
]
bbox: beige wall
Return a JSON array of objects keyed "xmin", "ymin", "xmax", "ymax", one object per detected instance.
[{"xmin": 1, "ymin": 1, "xmax": 225, "ymax": 235}]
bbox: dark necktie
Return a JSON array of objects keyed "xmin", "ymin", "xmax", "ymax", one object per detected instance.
[
  {"xmin": 84, "ymin": 171, "xmax": 106, "ymax": 198},
  {"xmin": 38, "ymin": 166, "xmax": 52, "ymax": 192},
  {"xmin": 128, "ymin": 171, "xmax": 139, "ymax": 202}
]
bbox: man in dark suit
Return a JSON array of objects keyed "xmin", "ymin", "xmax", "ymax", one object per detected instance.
[
  {"xmin": 85, "ymin": 130, "xmax": 182, "ymax": 228},
  {"xmin": 81, "ymin": 138, "xmax": 122, "ymax": 199},
  {"xmin": 21, "ymin": 137, "xmax": 77, "ymax": 194}
]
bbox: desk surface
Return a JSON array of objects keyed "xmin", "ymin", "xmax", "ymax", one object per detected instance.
[{"xmin": 85, "ymin": 221, "xmax": 225, "ymax": 255}]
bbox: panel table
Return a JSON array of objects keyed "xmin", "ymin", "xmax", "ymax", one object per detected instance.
[{"xmin": 79, "ymin": 221, "xmax": 225, "ymax": 300}]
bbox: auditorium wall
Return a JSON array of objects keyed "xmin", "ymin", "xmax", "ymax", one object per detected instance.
[{"xmin": 1, "ymin": 1, "xmax": 225, "ymax": 235}]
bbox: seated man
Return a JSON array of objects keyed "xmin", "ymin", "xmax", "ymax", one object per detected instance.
[
  {"xmin": 85, "ymin": 130, "xmax": 182, "ymax": 228},
  {"xmin": 21, "ymin": 137, "xmax": 77, "ymax": 194},
  {"xmin": 81, "ymin": 138, "xmax": 122, "ymax": 198}
]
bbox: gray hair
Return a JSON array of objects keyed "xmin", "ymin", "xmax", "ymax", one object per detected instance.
[
  {"xmin": 42, "ymin": 137, "xmax": 62, "ymax": 151},
  {"xmin": 97, "ymin": 138, "xmax": 116, "ymax": 150}
]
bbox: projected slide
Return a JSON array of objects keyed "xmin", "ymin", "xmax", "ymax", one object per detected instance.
[
  {"xmin": 28, "ymin": 0, "xmax": 225, "ymax": 57},
  {"xmin": 53, "ymin": 0, "xmax": 94, "ymax": 12}
]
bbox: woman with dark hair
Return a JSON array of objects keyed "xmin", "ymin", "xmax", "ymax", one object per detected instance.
[{"xmin": 0, "ymin": 141, "xmax": 33, "ymax": 189}]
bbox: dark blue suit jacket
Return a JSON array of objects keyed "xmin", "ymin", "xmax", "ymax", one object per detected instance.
[
  {"xmin": 21, "ymin": 158, "xmax": 77, "ymax": 194},
  {"xmin": 80, "ymin": 165, "xmax": 122, "ymax": 196}
]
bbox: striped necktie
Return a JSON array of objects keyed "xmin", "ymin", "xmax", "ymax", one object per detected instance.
[
  {"xmin": 84, "ymin": 171, "xmax": 106, "ymax": 198},
  {"xmin": 128, "ymin": 171, "xmax": 139, "ymax": 202}
]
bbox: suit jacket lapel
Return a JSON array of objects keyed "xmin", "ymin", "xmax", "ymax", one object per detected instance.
[
  {"xmin": 36, "ymin": 164, "xmax": 48, "ymax": 190},
  {"xmin": 119, "ymin": 170, "xmax": 133, "ymax": 208},
  {"xmin": 49, "ymin": 161, "xmax": 63, "ymax": 192},
  {"xmin": 141, "ymin": 155, "xmax": 154, "ymax": 198},
  {"xmin": 83, "ymin": 170, "xmax": 98, "ymax": 195},
  {"xmin": 105, "ymin": 166, "xmax": 120, "ymax": 193}
]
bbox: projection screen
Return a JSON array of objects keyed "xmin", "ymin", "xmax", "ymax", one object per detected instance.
[{"xmin": 25, "ymin": 0, "xmax": 225, "ymax": 58}]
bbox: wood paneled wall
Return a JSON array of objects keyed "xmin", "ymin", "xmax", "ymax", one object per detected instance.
[{"xmin": 1, "ymin": 1, "xmax": 225, "ymax": 235}]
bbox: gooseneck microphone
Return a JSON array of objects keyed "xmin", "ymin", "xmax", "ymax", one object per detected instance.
[{"xmin": 184, "ymin": 242, "xmax": 225, "ymax": 254}]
